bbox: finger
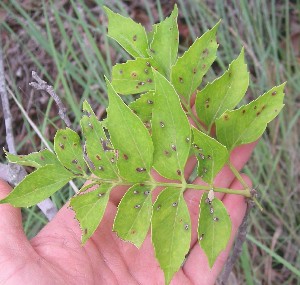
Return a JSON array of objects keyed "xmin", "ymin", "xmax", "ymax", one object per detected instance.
[
  {"xmin": 182, "ymin": 175, "xmax": 252, "ymax": 285},
  {"xmin": 184, "ymin": 141, "xmax": 256, "ymax": 247},
  {"xmin": 0, "ymin": 179, "xmax": 30, "ymax": 252}
]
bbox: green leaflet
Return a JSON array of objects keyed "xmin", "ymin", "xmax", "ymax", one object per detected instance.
[
  {"xmin": 104, "ymin": 7, "xmax": 148, "ymax": 58},
  {"xmin": 171, "ymin": 22, "xmax": 219, "ymax": 103},
  {"xmin": 216, "ymin": 83, "xmax": 285, "ymax": 151},
  {"xmin": 113, "ymin": 184, "xmax": 153, "ymax": 248},
  {"xmin": 0, "ymin": 164, "xmax": 74, "ymax": 207},
  {"xmin": 198, "ymin": 193, "xmax": 231, "ymax": 268},
  {"xmin": 54, "ymin": 128, "xmax": 86, "ymax": 175},
  {"xmin": 111, "ymin": 58, "xmax": 157, "ymax": 95},
  {"xmin": 152, "ymin": 187, "xmax": 191, "ymax": 285},
  {"xmin": 80, "ymin": 101, "xmax": 118, "ymax": 179},
  {"xmin": 196, "ymin": 48, "xmax": 249, "ymax": 129},
  {"xmin": 129, "ymin": 91, "xmax": 154, "ymax": 128},
  {"xmin": 106, "ymin": 78, "xmax": 154, "ymax": 182},
  {"xmin": 152, "ymin": 70, "xmax": 191, "ymax": 180},
  {"xmin": 70, "ymin": 183, "xmax": 113, "ymax": 244},
  {"xmin": 149, "ymin": 5, "xmax": 178, "ymax": 77},
  {"xmin": 5, "ymin": 149, "xmax": 59, "ymax": 168},
  {"xmin": 192, "ymin": 128, "xmax": 228, "ymax": 184}
]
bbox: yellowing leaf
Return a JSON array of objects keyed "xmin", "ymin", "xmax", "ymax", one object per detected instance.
[
  {"xmin": 0, "ymin": 164, "xmax": 74, "ymax": 207},
  {"xmin": 80, "ymin": 101, "xmax": 118, "ymax": 179},
  {"xmin": 70, "ymin": 183, "xmax": 113, "ymax": 244},
  {"xmin": 152, "ymin": 187, "xmax": 191, "ymax": 285},
  {"xmin": 113, "ymin": 184, "xmax": 153, "ymax": 248},
  {"xmin": 104, "ymin": 7, "xmax": 148, "ymax": 58},
  {"xmin": 149, "ymin": 5, "xmax": 178, "ymax": 77},
  {"xmin": 106, "ymin": 78, "xmax": 154, "ymax": 182},
  {"xmin": 152, "ymin": 70, "xmax": 191, "ymax": 180},
  {"xmin": 196, "ymin": 48, "xmax": 249, "ymax": 129},
  {"xmin": 198, "ymin": 193, "xmax": 231, "ymax": 268},
  {"xmin": 216, "ymin": 84, "xmax": 285, "ymax": 151},
  {"xmin": 171, "ymin": 22, "xmax": 219, "ymax": 103}
]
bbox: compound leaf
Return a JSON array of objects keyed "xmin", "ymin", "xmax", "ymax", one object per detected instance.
[
  {"xmin": 80, "ymin": 101, "xmax": 118, "ymax": 179},
  {"xmin": 152, "ymin": 187, "xmax": 191, "ymax": 285},
  {"xmin": 149, "ymin": 5, "xmax": 178, "ymax": 77},
  {"xmin": 54, "ymin": 128, "xmax": 86, "ymax": 175},
  {"xmin": 171, "ymin": 22, "xmax": 219, "ymax": 103},
  {"xmin": 198, "ymin": 193, "xmax": 231, "ymax": 268},
  {"xmin": 152, "ymin": 70, "xmax": 191, "ymax": 180},
  {"xmin": 113, "ymin": 184, "xmax": 153, "ymax": 248},
  {"xmin": 106, "ymin": 78, "xmax": 154, "ymax": 182},
  {"xmin": 70, "ymin": 183, "xmax": 113, "ymax": 244},
  {"xmin": 104, "ymin": 7, "xmax": 148, "ymax": 58},
  {"xmin": 196, "ymin": 48, "xmax": 249, "ymax": 129},
  {"xmin": 5, "ymin": 149, "xmax": 59, "ymax": 168},
  {"xmin": 111, "ymin": 58, "xmax": 158, "ymax": 95},
  {"xmin": 129, "ymin": 91, "xmax": 154, "ymax": 127},
  {"xmin": 0, "ymin": 164, "xmax": 74, "ymax": 207},
  {"xmin": 216, "ymin": 83, "xmax": 285, "ymax": 151},
  {"xmin": 192, "ymin": 128, "xmax": 228, "ymax": 184}
]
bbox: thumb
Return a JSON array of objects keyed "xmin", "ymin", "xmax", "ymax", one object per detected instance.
[{"xmin": 0, "ymin": 179, "xmax": 28, "ymax": 247}]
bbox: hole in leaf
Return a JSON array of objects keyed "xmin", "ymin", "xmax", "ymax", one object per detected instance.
[
  {"xmin": 186, "ymin": 137, "xmax": 190, "ymax": 142},
  {"xmin": 172, "ymin": 202, "xmax": 178, "ymax": 207},
  {"xmin": 98, "ymin": 193, "xmax": 105, "ymax": 197},
  {"xmin": 184, "ymin": 224, "xmax": 189, "ymax": 230},
  {"xmin": 171, "ymin": 144, "xmax": 177, "ymax": 151},
  {"xmin": 72, "ymin": 159, "xmax": 78, "ymax": 164},
  {"xmin": 199, "ymin": 233, "xmax": 204, "ymax": 240},
  {"xmin": 133, "ymin": 190, "xmax": 139, "ymax": 194},
  {"xmin": 98, "ymin": 166, "xmax": 104, "ymax": 171},
  {"xmin": 134, "ymin": 204, "xmax": 141, "ymax": 209},
  {"xmin": 213, "ymin": 217, "xmax": 219, "ymax": 222},
  {"xmin": 160, "ymin": 122, "xmax": 165, "ymax": 128},
  {"xmin": 144, "ymin": 190, "xmax": 150, "ymax": 195},
  {"xmin": 210, "ymin": 207, "xmax": 214, "ymax": 214}
]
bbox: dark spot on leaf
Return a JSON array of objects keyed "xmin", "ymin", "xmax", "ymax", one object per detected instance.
[
  {"xmin": 131, "ymin": 72, "xmax": 137, "ymax": 77},
  {"xmin": 144, "ymin": 69, "xmax": 148, "ymax": 74},
  {"xmin": 171, "ymin": 144, "xmax": 177, "ymax": 151},
  {"xmin": 213, "ymin": 217, "xmax": 219, "ymax": 222},
  {"xmin": 132, "ymin": 109, "xmax": 137, "ymax": 114},
  {"xmin": 254, "ymin": 106, "xmax": 257, "ymax": 110},
  {"xmin": 147, "ymin": 78, "xmax": 153, "ymax": 83},
  {"xmin": 73, "ymin": 143, "xmax": 77, "ymax": 147},
  {"xmin": 202, "ymin": 48, "xmax": 209, "ymax": 55},
  {"xmin": 96, "ymin": 155, "xmax": 101, "ymax": 160},
  {"xmin": 40, "ymin": 156, "xmax": 45, "ymax": 160},
  {"xmin": 136, "ymin": 85, "xmax": 139, "ymax": 89},
  {"xmin": 144, "ymin": 190, "xmax": 150, "ymax": 195},
  {"xmin": 179, "ymin": 77, "xmax": 183, "ymax": 83},
  {"xmin": 134, "ymin": 204, "xmax": 141, "ymax": 209},
  {"xmin": 206, "ymin": 104, "xmax": 210, "ymax": 108},
  {"xmin": 72, "ymin": 159, "xmax": 78, "ymax": 164},
  {"xmin": 140, "ymin": 183, "xmax": 145, "ymax": 186},
  {"xmin": 164, "ymin": 150, "xmax": 170, "ymax": 156},
  {"xmin": 172, "ymin": 202, "xmax": 178, "ymax": 207},
  {"xmin": 205, "ymin": 98, "xmax": 210, "ymax": 103},
  {"xmin": 205, "ymin": 198, "xmax": 211, "ymax": 204},
  {"xmin": 149, "ymin": 48, "xmax": 155, "ymax": 54},
  {"xmin": 77, "ymin": 166, "xmax": 82, "ymax": 171},
  {"xmin": 98, "ymin": 166, "xmax": 104, "ymax": 171},
  {"xmin": 202, "ymin": 64, "xmax": 206, "ymax": 69},
  {"xmin": 123, "ymin": 154, "xmax": 128, "ymax": 160},
  {"xmin": 224, "ymin": 114, "xmax": 229, "ymax": 120},
  {"xmin": 138, "ymin": 81, "xmax": 145, "ymax": 86},
  {"xmin": 184, "ymin": 224, "xmax": 189, "ymax": 230},
  {"xmin": 160, "ymin": 121, "xmax": 165, "ymax": 128},
  {"xmin": 177, "ymin": 169, "xmax": 182, "ymax": 176},
  {"xmin": 146, "ymin": 62, "xmax": 151, "ymax": 66},
  {"xmin": 136, "ymin": 167, "xmax": 146, "ymax": 172},
  {"xmin": 84, "ymin": 229, "xmax": 88, "ymax": 235},
  {"xmin": 144, "ymin": 121, "xmax": 151, "ymax": 128},
  {"xmin": 228, "ymin": 72, "xmax": 232, "ymax": 77},
  {"xmin": 130, "ymin": 229, "xmax": 136, "ymax": 234},
  {"xmin": 242, "ymin": 109, "xmax": 246, "ymax": 114},
  {"xmin": 133, "ymin": 190, "xmax": 139, "ymax": 194},
  {"xmin": 110, "ymin": 158, "xmax": 115, "ymax": 163},
  {"xmin": 256, "ymin": 112, "xmax": 261, "ymax": 116},
  {"xmin": 262, "ymin": 105, "xmax": 266, "ymax": 110},
  {"xmin": 133, "ymin": 34, "xmax": 137, "ymax": 41},
  {"xmin": 272, "ymin": 91, "xmax": 277, "ymax": 96},
  {"xmin": 199, "ymin": 153, "xmax": 205, "ymax": 160},
  {"xmin": 207, "ymin": 155, "xmax": 212, "ymax": 160},
  {"xmin": 62, "ymin": 136, "xmax": 67, "ymax": 140},
  {"xmin": 98, "ymin": 193, "xmax": 105, "ymax": 197},
  {"xmin": 88, "ymin": 122, "xmax": 93, "ymax": 129},
  {"xmin": 119, "ymin": 69, "xmax": 123, "ymax": 74},
  {"xmin": 193, "ymin": 68, "xmax": 197, "ymax": 74},
  {"xmin": 203, "ymin": 168, "xmax": 207, "ymax": 173},
  {"xmin": 275, "ymin": 109, "xmax": 278, "ymax": 112},
  {"xmin": 156, "ymin": 205, "xmax": 161, "ymax": 211},
  {"xmin": 59, "ymin": 143, "xmax": 64, "ymax": 149},
  {"xmin": 147, "ymin": 99, "xmax": 153, "ymax": 104},
  {"xmin": 199, "ymin": 233, "xmax": 204, "ymax": 240}
]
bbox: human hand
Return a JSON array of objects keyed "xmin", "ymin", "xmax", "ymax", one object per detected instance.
[{"xmin": 0, "ymin": 141, "xmax": 254, "ymax": 285}]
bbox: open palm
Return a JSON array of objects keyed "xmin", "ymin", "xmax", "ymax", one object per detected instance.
[{"xmin": 0, "ymin": 141, "xmax": 254, "ymax": 285}]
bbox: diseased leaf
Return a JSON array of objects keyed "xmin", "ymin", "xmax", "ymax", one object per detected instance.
[
  {"xmin": 149, "ymin": 5, "xmax": 178, "ymax": 77},
  {"xmin": 198, "ymin": 193, "xmax": 231, "ymax": 268},
  {"xmin": 152, "ymin": 187, "xmax": 191, "ymax": 285},
  {"xmin": 171, "ymin": 22, "xmax": 219, "ymax": 103},
  {"xmin": 113, "ymin": 184, "xmax": 153, "ymax": 248},
  {"xmin": 129, "ymin": 91, "xmax": 154, "ymax": 127},
  {"xmin": 80, "ymin": 101, "xmax": 118, "ymax": 179},
  {"xmin": 192, "ymin": 128, "xmax": 228, "ymax": 184},
  {"xmin": 54, "ymin": 128, "xmax": 86, "ymax": 174},
  {"xmin": 0, "ymin": 164, "xmax": 74, "ymax": 207},
  {"xmin": 104, "ymin": 7, "xmax": 148, "ymax": 58},
  {"xmin": 216, "ymin": 84, "xmax": 285, "ymax": 151},
  {"xmin": 5, "ymin": 149, "xmax": 59, "ymax": 168},
  {"xmin": 106, "ymin": 78, "xmax": 154, "ymax": 182},
  {"xmin": 151, "ymin": 70, "xmax": 191, "ymax": 180},
  {"xmin": 196, "ymin": 48, "xmax": 249, "ymax": 129},
  {"xmin": 70, "ymin": 183, "xmax": 113, "ymax": 244},
  {"xmin": 111, "ymin": 58, "xmax": 157, "ymax": 95}
]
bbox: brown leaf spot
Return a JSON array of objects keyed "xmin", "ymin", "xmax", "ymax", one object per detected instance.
[
  {"xmin": 123, "ymin": 154, "xmax": 128, "ymax": 160},
  {"xmin": 133, "ymin": 35, "xmax": 137, "ymax": 41}
]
